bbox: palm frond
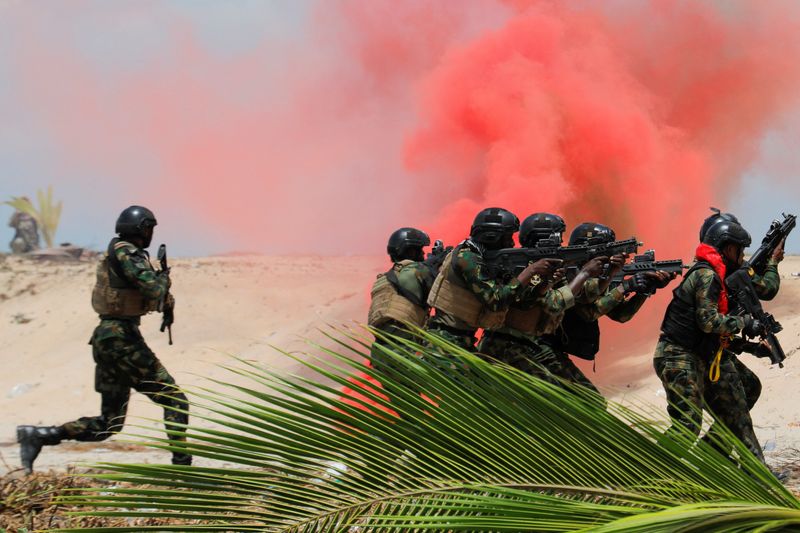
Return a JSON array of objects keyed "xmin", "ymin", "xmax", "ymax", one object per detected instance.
[{"xmin": 56, "ymin": 328, "xmax": 799, "ymax": 532}]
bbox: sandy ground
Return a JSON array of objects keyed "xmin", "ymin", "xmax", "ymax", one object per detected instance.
[{"xmin": 1, "ymin": 253, "xmax": 799, "ymax": 478}]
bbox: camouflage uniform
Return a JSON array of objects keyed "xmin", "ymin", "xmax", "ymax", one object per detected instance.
[
  {"xmin": 427, "ymin": 242, "xmax": 530, "ymax": 351},
  {"xmin": 654, "ymin": 263, "xmax": 764, "ymax": 460},
  {"xmin": 702, "ymin": 259, "xmax": 780, "ymax": 457},
  {"xmin": 60, "ymin": 241, "xmax": 190, "ymax": 462},
  {"xmin": 369, "ymin": 260, "xmax": 435, "ymax": 379},
  {"xmin": 8, "ymin": 211, "xmax": 40, "ymax": 253},
  {"xmin": 478, "ymin": 283, "xmax": 599, "ymax": 392},
  {"xmin": 574, "ymin": 280, "xmax": 649, "ymax": 324},
  {"xmin": 499, "ymin": 278, "xmax": 644, "ymax": 393}
]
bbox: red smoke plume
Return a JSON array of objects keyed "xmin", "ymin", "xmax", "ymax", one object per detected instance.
[
  {"xmin": 404, "ymin": 1, "xmax": 800, "ymax": 258},
  {"xmin": 5, "ymin": 1, "xmax": 800, "ymax": 379},
  {"xmin": 8, "ymin": 1, "xmax": 799, "ymax": 257}
]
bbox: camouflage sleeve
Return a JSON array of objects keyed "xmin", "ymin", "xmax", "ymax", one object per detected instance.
[
  {"xmin": 691, "ymin": 268, "xmax": 744, "ymax": 334},
  {"xmin": 580, "ymin": 277, "xmax": 602, "ymax": 303},
  {"xmin": 452, "ymin": 248, "xmax": 527, "ymax": 311},
  {"xmin": 606, "ymin": 293, "xmax": 648, "ymax": 323},
  {"xmin": 542, "ymin": 284, "xmax": 575, "ymax": 314},
  {"xmin": 396, "ymin": 263, "xmax": 427, "ymax": 304},
  {"xmin": 573, "ymin": 285, "xmax": 625, "ymax": 321},
  {"xmin": 114, "ymin": 243, "xmax": 168, "ymax": 301},
  {"xmin": 752, "ymin": 260, "xmax": 780, "ymax": 300}
]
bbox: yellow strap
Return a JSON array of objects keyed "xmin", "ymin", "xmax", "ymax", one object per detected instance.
[{"xmin": 708, "ymin": 335, "xmax": 731, "ymax": 383}]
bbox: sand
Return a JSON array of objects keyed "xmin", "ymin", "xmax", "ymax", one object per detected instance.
[{"xmin": 0, "ymin": 253, "xmax": 798, "ymax": 477}]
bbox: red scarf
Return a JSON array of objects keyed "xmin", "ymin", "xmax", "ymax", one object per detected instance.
[{"xmin": 694, "ymin": 243, "xmax": 728, "ymax": 314}]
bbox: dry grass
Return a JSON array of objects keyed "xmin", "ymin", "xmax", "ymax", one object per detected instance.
[{"xmin": 0, "ymin": 467, "xmax": 199, "ymax": 531}]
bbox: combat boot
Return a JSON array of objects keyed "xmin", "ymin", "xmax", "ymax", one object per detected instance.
[
  {"xmin": 16, "ymin": 425, "xmax": 65, "ymax": 474},
  {"xmin": 172, "ymin": 452, "xmax": 192, "ymax": 466}
]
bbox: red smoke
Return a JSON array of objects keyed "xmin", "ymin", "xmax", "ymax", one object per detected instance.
[
  {"xmin": 404, "ymin": 1, "xmax": 800, "ymax": 259},
  {"xmin": 5, "ymin": 1, "xmax": 800, "ymax": 379},
  {"xmin": 8, "ymin": 1, "xmax": 799, "ymax": 257}
]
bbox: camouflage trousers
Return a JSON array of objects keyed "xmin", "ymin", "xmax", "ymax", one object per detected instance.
[
  {"xmin": 654, "ymin": 340, "xmax": 763, "ymax": 462},
  {"xmin": 370, "ymin": 321, "xmax": 418, "ymax": 378},
  {"xmin": 60, "ymin": 320, "xmax": 189, "ymax": 462},
  {"xmin": 704, "ymin": 351, "xmax": 763, "ymax": 460},
  {"xmin": 423, "ymin": 325, "xmax": 476, "ymax": 382},
  {"xmin": 478, "ymin": 333, "xmax": 601, "ymax": 398}
]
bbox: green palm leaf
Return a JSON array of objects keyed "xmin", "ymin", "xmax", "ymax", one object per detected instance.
[{"xmin": 56, "ymin": 328, "xmax": 799, "ymax": 532}]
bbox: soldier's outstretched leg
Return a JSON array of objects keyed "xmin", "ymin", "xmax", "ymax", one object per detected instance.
[
  {"xmin": 16, "ymin": 383, "xmax": 129, "ymax": 473},
  {"xmin": 16, "ymin": 425, "xmax": 66, "ymax": 474}
]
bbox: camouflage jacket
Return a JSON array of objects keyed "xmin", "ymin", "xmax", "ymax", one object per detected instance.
[
  {"xmin": 574, "ymin": 284, "xmax": 648, "ymax": 323},
  {"xmin": 672, "ymin": 264, "xmax": 744, "ymax": 337},
  {"xmin": 429, "ymin": 241, "xmax": 532, "ymax": 331},
  {"xmin": 95, "ymin": 240, "xmax": 168, "ymax": 342},
  {"xmin": 752, "ymin": 259, "xmax": 780, "ymax": 300},
  {"xmin": 394, "ymin": 260, "xmax": 437, "ymax": 306}
]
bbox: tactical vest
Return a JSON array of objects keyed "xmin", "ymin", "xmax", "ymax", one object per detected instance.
[
  {"xmin": 561, "ymin": 309, "xmax": 600, "ymax": 360},
  {"xmin": 659, "ymin": 261, "xmax": 719, "ymax": 352},
  {"xmin": 426, "ymin": 244, "xmax": 508, "ymax": 330},
  {"xmin": 368, "ymin": 260, "xmax": 429, "ymax": 328},
  {"xmin": 504, "ymin": 305, "xmax": 543, "ymax": 334},
  {"xmin": 91, "ymin": 239, "xmax": 159, "ymax": 318}
]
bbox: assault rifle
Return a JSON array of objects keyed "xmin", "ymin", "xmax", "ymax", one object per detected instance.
[
  {"xmin": 609, "ymin": 250, "xmax": 688, "ymax": 295},
  {"xmin": 725, "ymin": 267, "xmax": 784, "ymax": 367},
  {"xmin": 747, "ymin": 212, "xmax": 795, "ymax": 275},
  {"xmin": 485, "ymin": 237, "xmax": 640, "ymax": 279},
  {"xmin": 424, "ymin": 239, "xmax": 452, "ymax": 273},
  {"xmin": 157, "ymin": 244, "xmax": 174, "ymax": 345}
]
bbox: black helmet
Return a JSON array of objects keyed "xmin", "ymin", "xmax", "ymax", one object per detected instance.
[
  {"xmin": 699, "ymin": 207, "xmax": 740, "ymax": 242},
  {"xmin": 116, "ymin": 205, "xmax": 157, "ymax": 246},
  {"xmin": 520, "ymin": 212, "xmax": 566, "ymax": 247},
  {"xmin": 470, "ymin": 207, "xmax": 519, "ymax": 249},
  {"xmin": 569, "ymin": 222, "xmax": 616, "ymax": 246},
  {"xmin": 702, "ymin": 219, "xmax": 751, "ymax": 251},
  {"xmin": 387, "ymin": 227, "xmax": 430, "ymax": 262}
]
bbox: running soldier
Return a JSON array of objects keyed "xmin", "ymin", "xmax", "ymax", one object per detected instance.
[{"xmin": 16, "ymin": 206, "xmax": 190, "ymax": 473}]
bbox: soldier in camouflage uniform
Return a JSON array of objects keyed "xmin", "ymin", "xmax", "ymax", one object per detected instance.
[
  {"xmin": 8, "ymin": 197, "xmax": 40, "ymax": 254},
  {"xmin": 426, "ymin": 208, "xmax": 558, "ymax": 351},
  {"xmin": 533, "ymin": 223, "xmax": 674, "ymax": 395},
  {"xmin": 654, "ymin": 217, "xmax": 765, "ymax": 461},
  {"xmin": 368, "ymin": 227, "xmax": 438, "ymax": 378},
  {"xmin": 695, "ymin": 211, "xmax": 785, "ymax": 467},
  {"xmin": 478, "ymin": 213, "xmax": 607, "ymax": 393},
  {"xmin": 16, "ymin": 206, "xmax": 190, "ymax": 473}
]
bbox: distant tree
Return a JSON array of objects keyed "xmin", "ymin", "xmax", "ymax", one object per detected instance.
[{"xmin": 5, "ymin": 186, "xmax": 63, "ymax": 248}]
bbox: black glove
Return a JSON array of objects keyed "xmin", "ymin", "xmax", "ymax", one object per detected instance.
[
  {"xmin": 650, "ymin": 272, "xmax": 673, "ymax": 289},
  {"xmin": 742, "ymin": 315, "xmax": 763, "ymax": 337},
  {"xmin": 621, "ymin": 273, "xmax": 649, "ymax": 295}
]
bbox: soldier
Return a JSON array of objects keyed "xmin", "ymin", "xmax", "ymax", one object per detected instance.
[
  {"xmin": 478, "ymin": 213, "xmax": 606, "ymax": 392},
  {"xmin": 535, "ymin": 223, "xmax": 673, "ymax": 394},
  {"xmin": 426, "ymin": 207, "xmax": 558, "ymax": 355},
  {"xmin": 697, "ymin": 210, "xmax": 785, "ymax": 469},
  {"xmin": 654, "ymin": 217, "xmax": 765, "ymax": 461},
  {"xmin": 16, "ymin": 206, "xmax": 190, "ymax": 473},
  {"xmin": 368, "ymin": 227, "xmax": 437, "ymax": 375},
  {"xmin": 8, "ymin": 198, "xmax": 40, "ymax": 254},
  {"xmin": 698, "ymin": 210, "xmax": 783, "ymax": 416}
]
